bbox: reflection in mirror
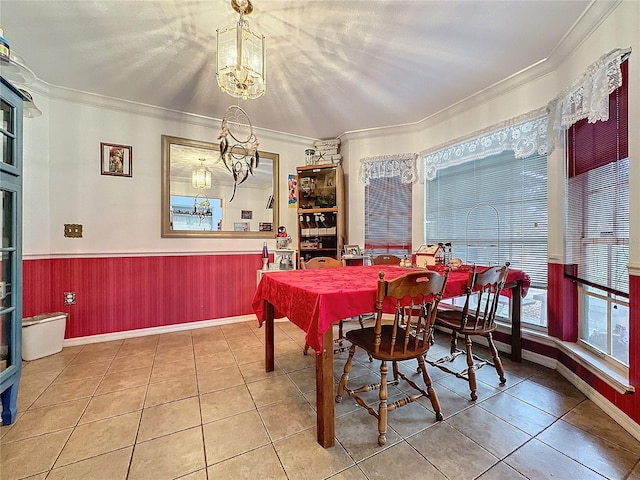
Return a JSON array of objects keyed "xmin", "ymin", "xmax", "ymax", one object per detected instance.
[{"xmin": 161, "ymin": 135, "xmax": 279, "ymax": 238}]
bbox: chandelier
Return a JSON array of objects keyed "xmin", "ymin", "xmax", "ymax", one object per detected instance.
[
  {"xmin": 192, "ymin": 159, "xmax": 212, "ymax": 189},
  {"xmin": 218, "ymin": 105, "xmax": 259, "ymax": 201},
  {"xmin": 216, "ymin": 0, "xmax": 266, "ymax": 100}
]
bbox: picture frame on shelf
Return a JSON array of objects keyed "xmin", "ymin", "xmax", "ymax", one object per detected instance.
[
  {"xmin": 100, "ymin": 142, "xmax": 132, "ymax": 177},
  {"xmin": 343, "ymin": 244, "xmax": 361, "ymax": 257}
]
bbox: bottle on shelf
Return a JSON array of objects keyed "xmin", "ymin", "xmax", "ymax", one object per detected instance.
[{"xmin": 262, "ymin": 242, "xmax": 269, "ymax": 270}]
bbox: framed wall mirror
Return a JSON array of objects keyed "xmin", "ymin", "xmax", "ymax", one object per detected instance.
[{"xmin": 161, "ymin": 135, "xmax": 279, "ymax": 238}]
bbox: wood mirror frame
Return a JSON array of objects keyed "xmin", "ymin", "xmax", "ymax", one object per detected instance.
[{"xmin": 161, "ymin": 135, "xmax": 279, "ymax": 238}]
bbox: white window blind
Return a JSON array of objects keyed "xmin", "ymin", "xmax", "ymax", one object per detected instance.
[
  {"xmin": 424, "ymin": 150, "xmax": 548, "ymax": 287},
  {"xmin": 364, "ymin": 176, "xmax": 412, "ymax": 256}
]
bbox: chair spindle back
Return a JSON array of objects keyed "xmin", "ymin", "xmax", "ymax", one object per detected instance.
[
  {"xmin": 374, "ymin": 269, "xmax": 448, "ymax": 356},
  {"xmin": 461, "ymin": 262, "xmax": 510, "ymax": 331}
]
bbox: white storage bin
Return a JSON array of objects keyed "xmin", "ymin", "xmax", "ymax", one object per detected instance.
[{"xmin": 22, "ymin": 312, "xmax": 68, "ymax": 361}]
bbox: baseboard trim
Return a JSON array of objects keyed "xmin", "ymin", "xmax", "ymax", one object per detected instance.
[
  {"xmin": 62, "ymin": 314, "xmax": 260, "ymax": 347},
  {"xmin": 556, "ymin": 362, "xmax": 640, "ymax": 442}
]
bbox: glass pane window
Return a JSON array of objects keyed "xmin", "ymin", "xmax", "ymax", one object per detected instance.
[
  {"xmin": 424, "ymin": 149, "xmax": 548, "ymax": 327},
  {"xmin": 580, "ymin": 286, "xmax": 629, "ymax": 367},
  {"xmin": 1, "ymin": 190, "xmax": 14, "ymax": 248},
  {"xmin": 0, "ymin": 99, "xmax": 13, "ymax": 134},
  {"xmin": 0, "ymin": 251, "xmax": 11, "ymax": 309},
  {"xmin": 364, "ymin": 176, "xmax": 412, "ymax": 257},
  {"xmin": 567, "ymin": 59, "xmax": 628, "ymax": 367},
  {"xmin": 1, "ymin": 312, "xmax": 11, "ymax": 371}
]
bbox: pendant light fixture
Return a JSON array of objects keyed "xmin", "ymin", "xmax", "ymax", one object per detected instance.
[
  {"xmin": 216, "ymin": 0, "xmax": 266, "ymax": 100},
  {"xmin": 191, "ymin": 159, "xmax": 212, "ymax": 189}
]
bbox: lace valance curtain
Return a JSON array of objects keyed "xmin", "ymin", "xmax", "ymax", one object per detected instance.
[
  {"xmin": 420, "ymin": 109, "xmax": 548, "ymax": 182},
  {"xmin": 359, "ymin": 153, "xmax": 418, "ymax": 186},
  {"xmin": 546, "ymin": 47, "xmax": 631, "ymax": 152}
]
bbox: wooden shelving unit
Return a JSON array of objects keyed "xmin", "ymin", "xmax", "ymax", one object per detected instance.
[{"xmin": 296, "ymin": 164, "xmax": 345, "ymax": 265}]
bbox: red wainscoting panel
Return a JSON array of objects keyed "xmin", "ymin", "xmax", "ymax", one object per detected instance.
[
  {"xmin": 23, "ymin": 254, "xmax": 265, "ymax": 338},
  {"xmin": 547, "ymin": 262, "xmax": 578, "ymax": 341}
]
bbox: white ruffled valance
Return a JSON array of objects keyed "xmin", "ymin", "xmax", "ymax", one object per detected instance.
[
  {"xmin": 546, "ymin": 47, "xmax": 630, "ymax": 152},
  {"xmin": 359, "ymin": 153, "xmax": 418, "ymax": 186},
  {"xmin": 420, "ymin": 110, "xmax": 547, "ymax": 182}
]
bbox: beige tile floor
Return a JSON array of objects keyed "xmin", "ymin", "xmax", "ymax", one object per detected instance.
[{"xmin": 2, "ymin": 319, "xmax": 640, "ymax": 480}]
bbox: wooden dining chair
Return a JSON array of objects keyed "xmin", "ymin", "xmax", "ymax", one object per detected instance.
[
  {"xmin": 301, "ymin": 256, "xmax": 359, "ymax": 355},
  {"xmin": 428, "ymin": 262, "xmax": 510, "ymax": 400},
  {"xmin": 335, "ymin": 268, "xmax": 449, "ymax": 446},
  {"xmin": 300, "ymin": 256, "xmax": 344, "ymax": 269},
  {"xmin": 371, "ymin": 254, "xmax": 402, "ymax": 265}
]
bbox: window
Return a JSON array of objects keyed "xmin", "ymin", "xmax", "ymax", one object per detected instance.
[
  {"xmin": 364, "ymin": 176, "xmax": 412, "ymax": 257},
  {"xmin": 424, "ymin": 149, "xmax": 548, "ymax": 327},
  {"xmin": 566, "ymin": 60, "xmax": 629, "ymax": 366}
]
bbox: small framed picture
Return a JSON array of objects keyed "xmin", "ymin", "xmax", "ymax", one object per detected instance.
[
  {"xmin": 101, "ymin": 142, "xmax": 132, "ymax": 177},
  {"xmin": 259, "ymin": 222, "xmax": 273, "ymax": 232},
  {"xmin": 241, "ymin": 210, "xmax": 253, "ymax": 219},
  {"xmin": 343, "ymin": 245, "xmax": 361, "ymax": 256},
  {"xmin": 234, "ymin": 222, "xmax": 250, "ymax": 232}
]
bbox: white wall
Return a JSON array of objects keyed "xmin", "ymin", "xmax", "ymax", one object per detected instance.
[
  {"xmin": 22, "ymin": 87, "xmax": 51, "ymax": 257},
  {"xmin": 22, "ymin": 88, "xmax": 313, "ymax": 257}
]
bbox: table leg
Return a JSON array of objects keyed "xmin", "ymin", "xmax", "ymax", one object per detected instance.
[
  {"xmin": 511, "ymin": 281, "xmax": 522, "ymax": 362},
  {"xmin": 264, "ymin": 301, "xmax": 275, "ymax": 372},
  {"xmin": 315, "ymin": 328, "xmax": 335, "ymax": 447}
]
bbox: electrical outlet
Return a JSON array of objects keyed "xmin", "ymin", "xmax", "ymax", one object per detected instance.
[
  {"xmin": 64, "ymin": 224, "xmax": 83, "ymax": 238},
  {"xmin": 64, "ymin": 292, "xmax": 76, "ymax": 305}
]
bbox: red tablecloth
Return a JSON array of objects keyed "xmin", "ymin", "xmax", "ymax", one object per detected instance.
[{"xmin": 252, "ymin": 265, "xmax": 530, "ymax": 353}]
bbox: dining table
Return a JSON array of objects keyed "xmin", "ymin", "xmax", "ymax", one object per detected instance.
[{"xmin": 252, "ymin": 264, "xmax": 530, "ymax": 448}]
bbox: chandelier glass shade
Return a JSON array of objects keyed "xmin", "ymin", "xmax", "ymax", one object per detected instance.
[
  {"xmin": 192, "ymin": 159, "xmax": 212, "ymax": 189},
  {"xmin": 216, "ymin": 0, "xmax": 266, "ymax": 100}
]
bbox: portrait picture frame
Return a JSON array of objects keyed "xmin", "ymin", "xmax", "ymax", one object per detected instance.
[
  {"xmin": 101, "ymin": 142, "xmax": 132, "ymax": 177},
  {"xmin": 241, "ymin": 210, "xmax": 253, "ymax": 220},
  {"xmin": 343, "ymin": 244, "xmax": 361, "ymax": 256}
]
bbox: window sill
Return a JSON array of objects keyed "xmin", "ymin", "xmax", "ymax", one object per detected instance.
[
  {"xmin": 493, "ymin": 324, "xmax": 633, "ymax": 395},
  {"xmin": 554, "ymin": 339, "xmax": 633, "ymax": 395}
]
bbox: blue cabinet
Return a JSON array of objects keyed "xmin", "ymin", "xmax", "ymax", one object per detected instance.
[{"xmin": 0, "ymin": 77, "xmax": 25, "ymax": 425}]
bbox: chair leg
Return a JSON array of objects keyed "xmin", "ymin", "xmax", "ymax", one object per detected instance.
[
  {"xmin": 378, "ymin": 360, "xmax": 388, "ymax": 446},
  {"xmin": 487, "ymin": 333, "xmax": 506, "ymax": 384},
  {"xmin": 417, "ymin": 355, "xmax": 443, "ymax": 421},
  {"xmin": 338, "ymin": 320, "xmax": 344, "ymax": 346},
  {"xmin": 464, "ymin": 335, "xmax": 478, "ymax": 401},
  {"xmin": 450, "ymin": 329, "xmax": 458, "ymax": 355},
  {"xmin": 335, "ymin": 344, "xmax": 357, "ymax": 402},
  {"xmin": 357, "ymin": 316, "xmax": 374, "ymax": 363}
]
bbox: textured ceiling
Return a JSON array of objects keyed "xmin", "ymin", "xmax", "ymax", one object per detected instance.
[{"xmin": 1, "ymin": 0, "xmax": 593, "ymax": 139}]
